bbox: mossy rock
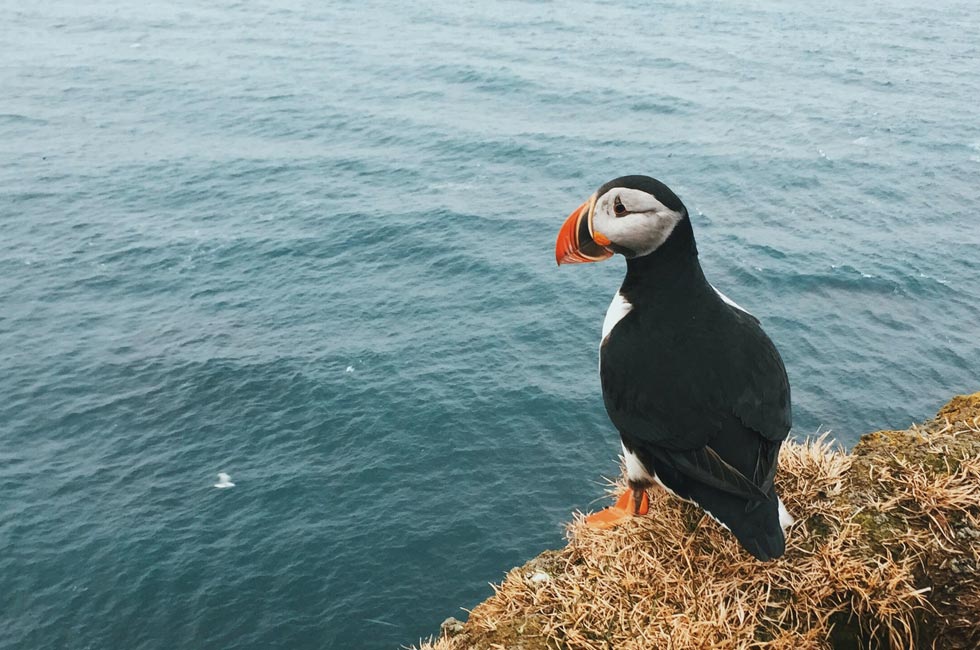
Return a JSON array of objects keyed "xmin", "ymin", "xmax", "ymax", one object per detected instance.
[{"xmin": 416, "ymin": 393, "xmax": 980, "ymax": 650}]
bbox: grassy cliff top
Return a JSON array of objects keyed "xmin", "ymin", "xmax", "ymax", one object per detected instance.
[{"xmin": 414, "ymin": 392, "xmax": 980, "ymax": 650}]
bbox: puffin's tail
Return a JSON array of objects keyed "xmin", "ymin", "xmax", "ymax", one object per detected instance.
[
  {"xmin": 652, "ymin": 458, "xmax": 789, "ymax": 561},
  {"xmin": 704, "ymin": 486, "xmax": 786, "ymax": 562},
  {"xmin": 733, "ymin": 491, "xmax": 787, "ymax": 562}
]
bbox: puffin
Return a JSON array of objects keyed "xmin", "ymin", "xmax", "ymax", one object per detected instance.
[{"xmin": 555, "ymin": 175, "xmax": 793, "ymax": 561}]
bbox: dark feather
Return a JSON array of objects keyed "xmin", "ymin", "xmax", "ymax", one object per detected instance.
[
  {"xmin": 598, "ymin": 220, "xmax": 792, "ymax": 558},
  {"xmin": 659, "ymin": 445, "xmax": 769, "ymax": 501}
]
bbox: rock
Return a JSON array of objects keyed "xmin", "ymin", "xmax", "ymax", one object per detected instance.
[
  {"xmin": 527, "ymin": 571, "xmax": 550, "ymax": 584},
  {"xmin": 439, "ymin": 617, "xmax": 465, "ymax": 638},
  {"xmin": 412, "ymin": 392, "xmax": 980, "ymax": 650}
]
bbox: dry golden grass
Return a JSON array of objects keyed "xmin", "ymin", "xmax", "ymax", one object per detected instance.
[{"xmin": 412, "ymin": 393, "xmax": 980, "ymax": 650}]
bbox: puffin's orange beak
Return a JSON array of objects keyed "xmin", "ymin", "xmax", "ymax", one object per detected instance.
[{"xmin": 555, "ymin": 195, "xmax": 614, "ymax": 265}]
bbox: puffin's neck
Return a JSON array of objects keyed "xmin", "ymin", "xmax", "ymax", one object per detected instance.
[{"xmin": 620, "ymin": 217, "xmax": 708, "ymax": 304}]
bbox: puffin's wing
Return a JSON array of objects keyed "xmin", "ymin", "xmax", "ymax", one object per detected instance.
[
  {"xmin": 660, "ymin": 444, "xmax": 771, "ymax": 500},
  {"xmin": 600, "ymin": 301, "xmax": 791, "ymax": 494},
  {"xmin": 723, "ymin": 309, "xmax": 793, "ymax": 443}
]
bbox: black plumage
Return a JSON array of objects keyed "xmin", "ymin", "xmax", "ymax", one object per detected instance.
[{"xmin": 597, "ymin": 180, "xmax": 792, "ymax": 561}]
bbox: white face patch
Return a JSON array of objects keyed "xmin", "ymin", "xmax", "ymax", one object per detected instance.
[
  {"xmin": 601, "ymin": 291, "xmax": 633, "ymax": 341},
  {"xmin": 591, "ymin": 187, "xmax": 684, "ymax": 257}
]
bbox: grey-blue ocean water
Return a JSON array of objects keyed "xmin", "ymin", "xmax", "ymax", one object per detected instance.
[{"xmin": 2, "ymin": 0, "xmax": 978, "ymax": 648}]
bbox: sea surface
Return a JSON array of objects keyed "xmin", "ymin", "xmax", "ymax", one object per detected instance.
[{"xmin": 2, "ymin": 1, "xmax": 978, "ymax": 648}]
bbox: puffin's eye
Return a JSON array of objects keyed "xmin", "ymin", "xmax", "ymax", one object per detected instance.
[{"xmin": 613, "ymin": 196, "xmax": 626, "ymax": 216}]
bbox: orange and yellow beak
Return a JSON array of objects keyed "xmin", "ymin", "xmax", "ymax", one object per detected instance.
[{"xmin": 555, "ymin": 194, "xmax": 614, "ymax": 265}]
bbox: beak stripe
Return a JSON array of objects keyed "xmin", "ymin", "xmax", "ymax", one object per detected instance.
[{"xmin": 555, "ymin": 195, "xmax": 614, "ymax": 265}]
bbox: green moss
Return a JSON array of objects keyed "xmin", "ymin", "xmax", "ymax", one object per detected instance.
[{"xmin": 851, "ymin": 509, "xmax": 904, "ymax": 556}]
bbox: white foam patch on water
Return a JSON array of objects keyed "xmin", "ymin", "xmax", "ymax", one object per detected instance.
[{"xmin": 214, "ymin": 472, "xmax": 235, "ymax": 489}]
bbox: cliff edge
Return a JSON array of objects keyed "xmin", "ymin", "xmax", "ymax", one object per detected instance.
[{"xmin": 414, "ymin": 392, "xmax": 980, "ymax": 650}]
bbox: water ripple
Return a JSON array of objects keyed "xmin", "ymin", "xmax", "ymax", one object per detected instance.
[{"xmin": 2, "ymin": 1, "xmax": 979, "ymax": 649}]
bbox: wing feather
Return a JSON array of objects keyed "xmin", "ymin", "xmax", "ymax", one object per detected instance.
[{"xmin": 600, "ymin": 293, "xmax": 791, "ymax": 495}]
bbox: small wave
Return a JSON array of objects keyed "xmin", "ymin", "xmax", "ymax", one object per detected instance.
[
  {"xmin": 629, "ymin": 101, "xmax": 683, "ymax": 115},
  {"xmin": 0, "ymin": 113, "xmax": 48, "ymax": 126}
]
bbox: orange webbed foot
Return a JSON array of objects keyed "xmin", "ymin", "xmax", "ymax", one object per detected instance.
[{"xmin": 584, "ymin": 488, "xmax": 649, "ymax": 529}]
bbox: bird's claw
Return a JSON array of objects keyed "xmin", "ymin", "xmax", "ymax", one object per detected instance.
[{"xmin": 584, "ymin": 488, "xmax": 649, "ymax": 529}]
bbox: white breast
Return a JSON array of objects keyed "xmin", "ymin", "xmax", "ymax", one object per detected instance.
[{"xmin": 601, "ymin": 291, "xmax": 633, "ymax": 341}]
